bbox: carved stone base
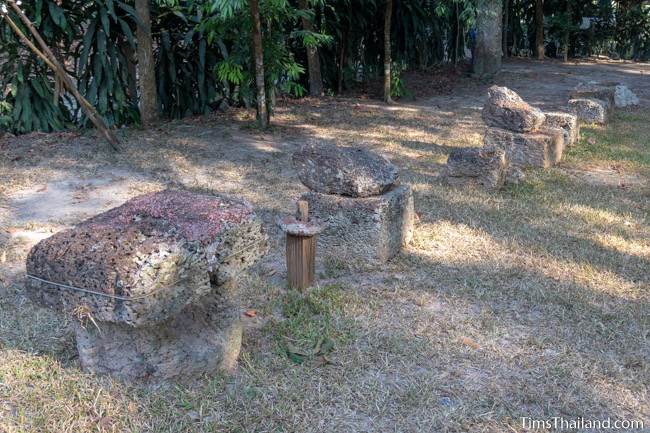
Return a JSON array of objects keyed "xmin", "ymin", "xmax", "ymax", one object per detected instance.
[
  {"xmin": 543, "ymin": 112, "xmax": 580, "ymax": 147},
  {"xmin": 444, "ymin": 147, "xmax": 509, "ymax": 190},
  {"xmin": 73, "ymin": 291, "xmax": 242, "ymax": 383},
  {"xmin": 568, "ymin": 98, "xmax": 609, "ymax": 124},
  {"xmin": 301, "ymin": 185, "xmax": 414, "ymax": 264},
  {"xmin": 483, "ymin": 127, "xmax": 564, "ymax": 170}
]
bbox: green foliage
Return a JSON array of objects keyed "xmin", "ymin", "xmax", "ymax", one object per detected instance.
[
  {"xmin": 216, "ymin": 60, "xmax": 244, "ymax": 85},
  {"xmin": 155, "ymin": 2, "xmax": 220, "ymax": 118},
  {"xmin": 76, "ymin": 0, "xmax": 140, "ymax": 126},
  {"xmin": 614, "ymin": 2, "xmax": 650, "ymax": 60},
  {"xmin": 270, "ymin": 285, "xmax": 355, "ymax": 364},
  {"xmin": 7, "ymin": 67, "xmax": 71, "ymax": 133},
  {"xmin": 389, "ymin": 62, "xmax": 412, "ymax": 99},
  {"xmin": 318, "ymin": 0, "xmax": 476, "ymax": 93},
  {"xmin": 505, "ymin": 0, "xmax": 650, "ymax": 60},
  {"xmin": 0, "ymin": 0, "xmax": 74, "ymax": 134},
  {"xmin": 2, "ymin": 0, "xmax": 650, "ymax": 135},
  {"xmin": 0, "ymin": 101, "xmax": 12, "ymax": 131},
  {"xmin": 294, "ymin": 29, "xmax": 333, "ymax": 48},
  {"xmin": 0, "ymin": 0, "xmax": 138, "ymax": 133},
  {"xmin": 203, "ymin": 0, "xmax": 307, "ymax": 109}
]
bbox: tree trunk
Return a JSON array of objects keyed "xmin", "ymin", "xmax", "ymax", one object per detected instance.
[
  {"xmin": 502, "ymin": 0, "xmax": 509, "ymax": 57},
  {"xmin": 337, "ymin": 27, "xmax": 347, "ymax": 94},
  {"xmin": 249, "ymin": 0, "xmax": 268, "ymax": 128},
  {"xmin": 535, "ymin": 0, "xmax": 544, "ymax": 60},
  {"xmin": 563, "ymin": 0, "xmax": 571, "ymax": 62},
  {"xmin": 454, "ymin": 1, "xmax": 460, "ymax": 65},
  {"xmin": 383, "ymin": 0, "xmax": 392, "ymax": 103},
  {"xmin": 511, "ymin": 0, "xmax": 518, "ymax": 55},
  {"xmin": 122, "ymin": 42, "xmax": 138, "ymax": 102},
  {"xmin": 473, "ymin": 0, "xmax": 502, "ymax": 78},
  {"xmin": 298, "ymin": 0, "xmax": 323, "ymax": 97},
  {"xmin": 135, "ymin": 0, "xmax": 158, "ymax": 126}
]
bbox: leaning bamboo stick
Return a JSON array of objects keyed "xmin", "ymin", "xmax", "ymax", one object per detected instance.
[{"xmin": 3, "ymin": 0, "xmax": 121, "ymax": 151}]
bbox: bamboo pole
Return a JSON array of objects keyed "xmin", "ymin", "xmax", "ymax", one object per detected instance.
[
  {"xmin": 2, "ymin": 14, "xmax": 57, "ymax": 70},
  {"xmin": 3, "ymin": 1, "xmax": 121, "ymax": 151}
]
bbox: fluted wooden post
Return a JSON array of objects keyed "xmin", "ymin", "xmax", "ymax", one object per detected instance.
[{"xmin": 280, "ymin": 200, "xmax": 323, "ymax": 291}]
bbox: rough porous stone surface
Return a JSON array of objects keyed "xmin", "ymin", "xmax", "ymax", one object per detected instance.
[
  {"xmin": 74, "ymin": 290, "xmax": 243, "ymax": 382},
  {"xmin": 483, "ymin": 127, "xmax": 564, "ymax": 170},
  {"xmin": 506, "ymin": 167, "xmax": 527, "ymax": 184},
  {"xmin": 569, "ymin": 83, "xmax": 615, "ymax": 108},
  {"xmin": 568, "ymin": 98, "xmax": 609, "ymax": 124},
  {"xmin": 293, "ymin": 143, "xmax": 399, "ymax": 197},
  {"xmin": 544, "ymin": 127, "xmax": 567, "ymax": 165},
  {"xmin": 26, "ymin": 190, "xmax": 268, "ymax": 327},
  {"xmin": 614, "ymin": 85, "xmax": 640, "ymax": 107},
  {"xmin": 444, "ymin": 147, "xmax": 509, "ymax": 189},
  {"xmin": 543, "ymin": 112, "xmax": 580, "ymax": 147},
  {"xmin": 301, "ymin": 185, "xmax": 414, "ymax": 264},
  {"xmin": 482, "ymin": 86, "xmax": 546, "ymax": 132}
]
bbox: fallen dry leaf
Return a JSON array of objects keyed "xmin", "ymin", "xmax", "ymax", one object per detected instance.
[{"xmin": 459, "ymin": 336, "xmax": 481, "ymax": 350}]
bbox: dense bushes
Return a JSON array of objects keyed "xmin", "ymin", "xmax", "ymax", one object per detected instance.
[{"xmin": 0, "ymin": 0, "xmax": 648, "ymax": 135}]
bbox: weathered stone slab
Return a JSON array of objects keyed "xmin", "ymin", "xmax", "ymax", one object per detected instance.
[
  {"xmin": 74, "ymin": 290, "xmax": 242, "ymax": 382},
  {"xmin": 614, "ymin": 85, "xmax": 639, "ymax": 107},
  {"xmin": 483, "ymin": 127, "xmax": 564, "ymax": 170},
  {"xmin": 568, "ymin": 98, "xmax": 609, "ymax": 124},
  {"xmin": 543, "ymin": 112, "xmax": 580, "ymax": 147},
  {"xmin": 25, "ymin": 190, "xmax": 268, "ymax": 327},
  {"xmin": 482, "ymin": 86, "xmax": 546, "ymax": 132},
  {"xmin": 301, "ymin": 185, "xmax": 414, "ymax": 264},
  {"xmin": 569, "ymin": 83, "xmax": 615, "ymax": 108},
  {"xmin": 293, "ymin": 143, "xmax": 399, "ymax": 197},
  {"xmin": 545, "ymin": 127, "xmax": 567, "ymax": 165},
  {"xmin": 444, "ymin": 147, "xmax": 508, "ymax": 190}
]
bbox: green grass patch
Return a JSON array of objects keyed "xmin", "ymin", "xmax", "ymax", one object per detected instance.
[
  {"xmin": 268, "ymin": 284, "xmax": 356, "ymax": 365},
  {"xmin": 565, "ymin": 111, "xmax": 650, "ymax": 168},
  {"xmin": 320, "ymin": 255, "xmax": 349, "ymax": 279},
  {"xmin": 503, "ymin": 172, "xmax": 548, "ymax": 199}
]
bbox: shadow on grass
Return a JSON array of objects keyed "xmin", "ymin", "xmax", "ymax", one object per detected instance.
[{"xmin": 0, "ymin": 57, "xmax": 648, "ymax": 432}]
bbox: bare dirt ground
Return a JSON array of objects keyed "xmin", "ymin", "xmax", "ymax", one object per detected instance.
[{"xmin": 1, "ymin": 58, "xmax": 649, "ymax": 432}]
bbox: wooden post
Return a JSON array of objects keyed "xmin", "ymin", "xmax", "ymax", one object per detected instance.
[
  {"xmin": 286, "ymin": 200, "xmax": 317, "ymax": 291},
  {"xmin": 297, "ymin": 200, "xmax": 309, "ymax": 222}
]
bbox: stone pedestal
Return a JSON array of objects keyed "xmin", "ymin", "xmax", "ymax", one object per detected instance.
[
  {"xmin": 301, "ymin": 185, "xmax": 414, "ymax": 264},
  {"xmin": 568, "ymin": 98, "xmax": 609, "ymax": 124},
  {"xmin": 482, "ymin": 86, "xmax": 546, "ymax": 132},
  {"xmin": 543, "ymin": 112, "xmax": 580, "ymax": 147},
  {"xmin": 444, "ymin": 147, "xmax": 508, "ymax": 190},
  {"xmin": 25, "ymin": 190, "xmax": 268, "ymax": 383},
  {"xmin": 614, "ymin": 85, "xmax": 639, "ymax": 107},
  {"xmin": 569, "ymin": 83, "xmax": 615, "ymax": 108},
  {"xmin": 483, "ymin": 127, "xmax": 564, "ymax": 170},
  {"xmin": 74, "ymin": 291, "xmax": 242, "ymax": 381},
  {"xmin": 293, "ymin": 142, "xmax": 398, "ymax": 197}
]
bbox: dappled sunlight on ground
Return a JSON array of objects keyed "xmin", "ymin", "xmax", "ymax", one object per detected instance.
[
  {"xmin": 0, "ymin": 59, "xmax": 648, "ymax": 432},
  {"xmin": 592, "ymin": 232, "xmax": 650, "ymax": 262}
]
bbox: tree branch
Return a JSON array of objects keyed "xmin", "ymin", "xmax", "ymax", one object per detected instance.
[{"xmin": 3, "ymin": 0, "xmax": 121, "ymax": 151}]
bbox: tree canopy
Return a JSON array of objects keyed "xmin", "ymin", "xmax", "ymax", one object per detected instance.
[{"xmin": 0, "ymin": 0, "xmax": 648, "ymax": 135}]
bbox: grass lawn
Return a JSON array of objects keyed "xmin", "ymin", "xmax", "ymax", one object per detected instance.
[{"xmin": 1, "ymin": 77, "xmax": 648, "ymax": 431}]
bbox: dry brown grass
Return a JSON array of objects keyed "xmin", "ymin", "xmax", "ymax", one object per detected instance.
[{"xmin": 0, "ymin": 59, "xmax": 648, "ymax": 432}]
